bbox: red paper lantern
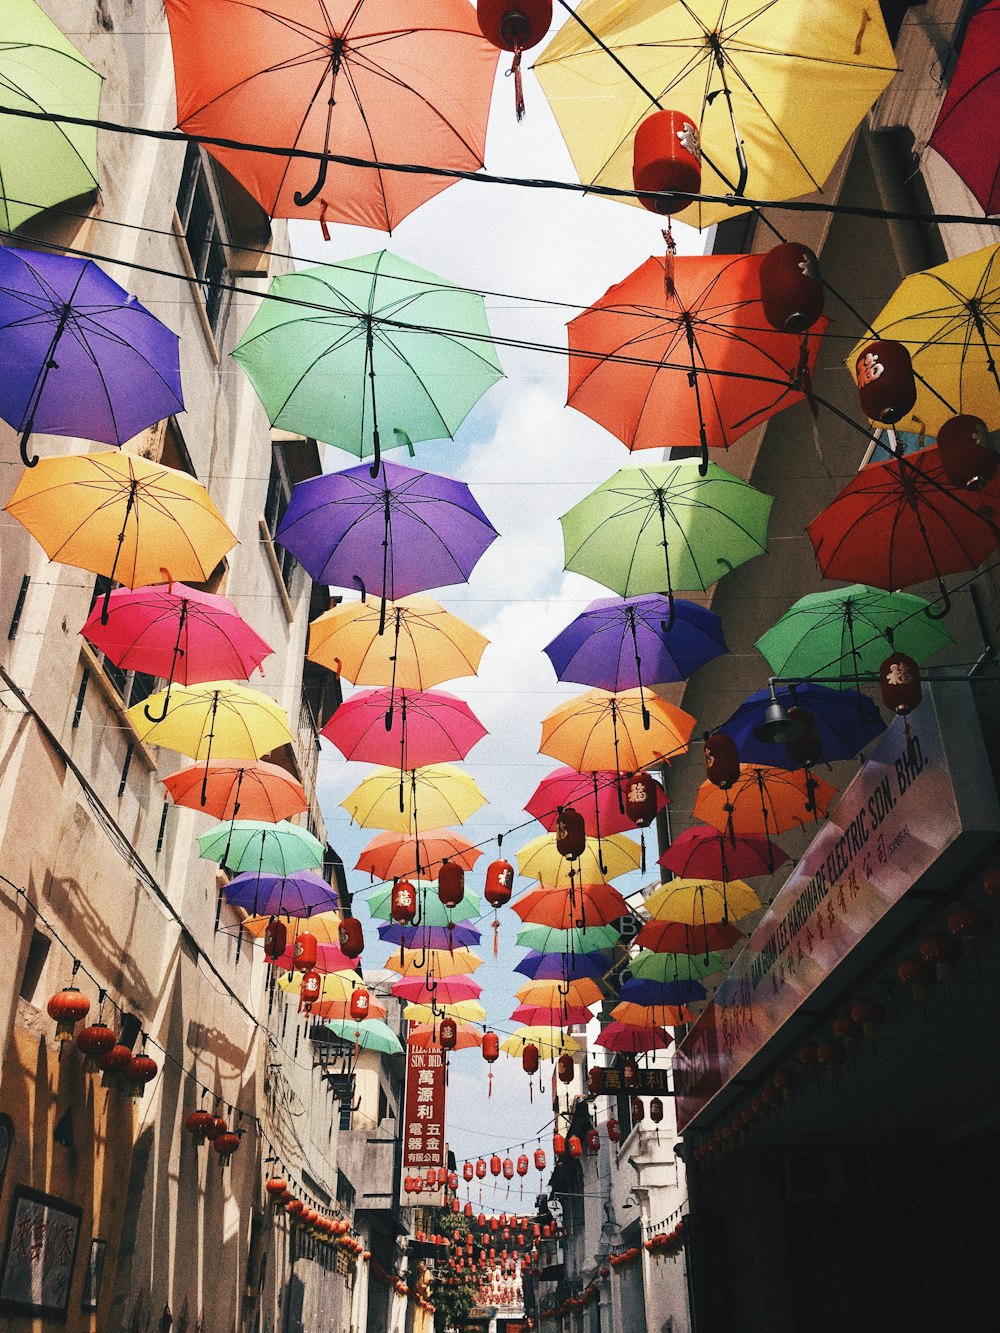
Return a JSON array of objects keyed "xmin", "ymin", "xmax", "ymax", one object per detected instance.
[
  {"xmin": 831, "ymin": 1014, "xmax": 862, "ymax": 1044},
  {"xmin": 946, "ymin": 902, "xmax": 992, "ymax": 951},
  {"xmin": 607, "ymin": 1119, "xmax": 620, "ymax": 1143},
  {"xmin": 264, "ymin": 916, "xmax": 287, "ymax": 961},
  {"xmin": 208, "ymin": 1115, "xmax": 228, "ymax": 1141},
  {"xmin": 522, "ymin": 1043, "xmax": 539, "ymax": 1076},
  {"xmin": 463, "ymin": 1161, "xmax": 474, "ymax": 1182},
  {"xmin": 476, "ymin": 1158, "xmax": 487, "ymax": 1180},
  {"xmin": 623, "ymin": 1057, "xmax": 639, "ymax": 1088},
  {"xmin": 293, "ymin": 931, "xmax": 318, "ymax": 971},
  {"xmin": 919, "ymin": 930, "xmax": 960, "ymax": 979},
  {"xmin": 587, "ymin": 1066, "xmax": 605, "ymax": 1096},
  {"xmin": 937, "ymin": 415, "xmax": 997, "ymax": 489},
  {"xmin": 816, "ymin": 1040, "xmax": 846, "ymax": 1069},
  {"xmin": 439, "ymin": 1017, "xmax": 458, "ymax": 1050},
  {"xmin": 623, "ymin": 772, "xmax": 660, "ymax": 827},
  {"xmin": 483, "ymin": 1031, "xmax": 500, "ymax": 1063},
  {"xmin": 759, "ymin": 242, "xmax": 824, "ymax": 333},
  {"xmin": 534, "ymin": 1148, "xmax": 546, "ymax": 1171},
  {"xmin": 185, "ymin": 1109, "xmax": 216, "ymax": 1146},
  {"xmin": 567, "ymin": 1136, "xmax": 583, "ymax": 1158},
  {"xmin": 490, "ymin": 1154, "xmax": 502, "ymax": 1177},
  {"xmin": 557, "ymin": 1053, "xmax": 574, "ymax": 1084},
  {"xmin": 502, "ymin": 1157, "xmax": 515, "ymax": 1180},
  {"xmin": 630, "ymin": 1097, "xmax": 645, "ymax": 1123},
  {"xmin": 555, "ymin": 807, "xmax": 586, "ymax": 859},
  {"xmin": 704, "ymin": 732, "xmax": 740, "ymax": 789},
  {"xmin": 586, "ymin": 1128, "xmax": 600, "ymax": 1153},
  {"xmin": 552, "ymin": 1133, "xmax": 566, "ymax": 1157},
  {"xmin": 349, "ymin": 987, "xmax": 371, "ymax": 1022},
  {"xmin": 485, "ymin": 859, "xmax": 514, "ymax": 908},
  {"xmin": 213, "ymin": 1130, "xmax": 241, "ymax": 1161},
  {"xmin": 477, "ymin": 0, "xmax": 551, "ymax": 50},
  {"xmin": 47, "ymin": 987, "xmax": 90, "ymax": 1041},
  {"xmin": 850, "ymin": 997, "xmax": 886, "ymax": 1039},
  {"xmin": 517, "ymin": 1154, "xmax": 529, "ymax": 1177},
  {"xmin": 632, "ymin": 110, "xmax": 702, "ymax": 215},
  {"xmin": 438, "ymin": 862, "xmax": 465, "ymax": 908},
  {"xmin": 856, "ymin": 339, "xmax": 917, "ymax": 424},
  {"xmin": 265, "ymin": 1176, "xmax": 287, "ymax": 1200},
  {"xmin": 785, "ymin": 707, "xmax": 822, "ymax": 767},
  {"xmin": 126, "ymin": 1052, "xmax": 158, "ymax": 1099},
  {"xmin": 797, "ymin": 1041, "xmax": 820, "ymax": 1067},
  {"xmin": 75, "ymin": 1022, "xmax": 116, "ymax": 1070},
  {"xmin": 464, "ymin": 1202, "xmax": 473, "ymax": 1217},
  {"xmin": 299, "ymin": 968, "xmax": 322, "ymax": 1010},
  {"xmin": 772, "ymin": 1067, "xmax": 798, "ymax": 1099},
  {"xmin": 391, "ymin": 880, "xmax": 417, "ymax": 924},
  {"xmin": 338, "ymin": 917, "xmax": 364, "ymax": 959},
  {"xmin": 649, "ymin": 1097, "xmax": 664, "ymax": 1124},
  {"xmin": 880, "ymin": 653, "xmax": 921, "ymax": 715}
]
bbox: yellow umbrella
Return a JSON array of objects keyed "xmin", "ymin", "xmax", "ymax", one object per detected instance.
[
  {"xmin": 515, "ymin": 832, "xmax": 641, "ymax": 886},
  {"xmin": 644, "ymin": 877, "xmax": 761, "ymax": 924},
  {"xmin": 308, "ymin": 593, "xmax": 489, "ymax": 690},
  {"xmin": 514, "ymin": 978, "xmax": 603, "ymax": 1007},
  {"xmin": 342, "ymin": 763, "xmax": 487, "ymax": 832},
  {"xmin": 403, "ymin": 1002, "xmax": 487, "ymax": 1024},
  {"xmin": 384, "ymin": 948, "xmax": 483, "ymax": 978},
  {"xmin": 243, "ymin": 912, "xmax": 342, "ymax": 945},
  {"xmin": 278, "ymin": 970, "xmax": 357, "ymax": 1001},
  {"xmin": 533, "ymin": 0, "xmax": 897, "ymax": 228},
  {"xmin": 611, "ymin": 1001, "xmax": 691, "ymax": 1027},
  {"xmin": 4, "ymin": 450, "xmax": 236, "ymax": 598},
  {"xmin": 501, "ymin": 1027, "xmax": 580, "ymax": 1059},
  {"xmin": 540, "ymin": 689, "xmax": 695, "ymax": 774},
  {"xmin": 126, "ymin": 682, "xmax": 293, "ymax": 768},
  {"xmin": 848, "ymin": 243, "xmax": 1000, "ymax": 435}
]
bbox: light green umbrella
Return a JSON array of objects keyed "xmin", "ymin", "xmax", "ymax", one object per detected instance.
[
  {"xmin": 198, "ymin": 819, "xmax": 324, "ymax": 875},
  {"xmin": 628, "ymin": 949, "xmax": 726, "ymax": 983},
  {"xmin": 368, "ymin": 878, "xmax": 481, "ymax": 926},
  {"xmin": 319, "ymin": 1017, "xmax": 403, "ymax": 1055},
  {"xmin": 1, "ymin": 0, "xmax": 102, "ymax": 231},
  {"xmin": 232, "ymin": 251, "xmax": 503, "ymax": 474},
  {"xmin": 560, "ymin": 461, "xmax": 773, "ymax": 608},
  {"xmin": 756, "ymin": 584, "xmax": 953, "ymax": 683},
  {"xmin": 515, "ymin": 923, "xmax": 620, "ymax": 955}
]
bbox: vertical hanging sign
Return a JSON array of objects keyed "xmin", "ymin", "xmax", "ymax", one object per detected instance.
[{"xmin": 403, "ymin": 1039, "xmax": 447, "ymax": 1170}]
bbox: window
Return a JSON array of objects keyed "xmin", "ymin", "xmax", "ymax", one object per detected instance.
[
  {"xmin": 176, "ymin": 142, "xmax": 229, "ymax": 339},
  {"xmin": 264, "ymin": 443, "xmax": 299, "ymax": 591},
  {"xmin": 328, "ymin": 1075, "xmax": 355, "ymax": 1131},
  {"xmin": 19, "ymin": 930, "xmax": 51, "ymax": 1002}
]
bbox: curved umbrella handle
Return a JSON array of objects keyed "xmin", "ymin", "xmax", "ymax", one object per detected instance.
[
  {"xmin": 698, "ymin": 440, "xmax": 709, "ymax": 477},
  {"xmin": 143, "ymin": 685, "xmax": 172, "ymax": 725},
  {"xmin": 352, "ymin": 574, "xmax": 367, "ymax": 603},
  {"xmin": 293, "ymin": 155, "xmax": 330, "ymax": 209},
  {"xmin": 926, "ymin": 583, "xmax": 951, "ymax": 619},
  {"xmin": 19, "ymin": 428, "xmax": 38, "ymax": 468}
]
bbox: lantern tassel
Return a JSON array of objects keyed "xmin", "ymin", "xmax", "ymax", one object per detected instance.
[
  {"xmin": 488, "ymin": 1069, "xmax": 493, "ymax": 1100},
  {"xmin": 320, "ymin": 201, "xmax": 331, "ymax": 242},
  {"xmin": 662, "ymin": 222, "xmax": 676, "ymax": 300},
  {"xmin": 796, "ymin": 338, "xmax": 819, "ymax": 418},
  {"xmin": 640, "ymin": 830, "xmax": 646, "ymax": 874},
  {"xmin": 509, "ymin": 47, "xmax": 526, "ymax": 121},
  {"xmin": 493, "ymin": 918, "xmax": 500, "ymax": 958}
]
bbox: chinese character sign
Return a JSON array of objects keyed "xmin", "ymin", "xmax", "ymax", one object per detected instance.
[{"xmin": 403, "ymin": 1041, "xmax": 446, "ymax": 1170}]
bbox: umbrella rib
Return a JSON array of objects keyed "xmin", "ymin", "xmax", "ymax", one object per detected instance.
[{"xmin": 0, "ymin": 62, "xmax": 101, "ymax": 186}]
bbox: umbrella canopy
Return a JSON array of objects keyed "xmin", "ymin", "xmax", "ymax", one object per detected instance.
[
  {"xmin": 659, "ymin": 827, "xmax": 789, "ymax": 881},
  {"xmin": 513, "ymin": 884, "xmax": 628, "ymax": 929},
  {"xmin": 694, "ymin": 765, "xmax": 838, "ymax": 838},
  {"xmin": 635, "ymin": 919, "xmax": 745, "ymax": 955},
  {"xmin": 619, "ymin": 976, "xmax": 707, "ymax": 1006},
  {"xmin": 644, "ymin": 877, "xmax": 761, "ymax": 925},
  {"xmin": 320, "ymin": 1018, "xmax": 403, "ymax": 1056},
  {"xmin": 384, "ymin": 948, "xmax": 482, "ymax": 978},
  {"xmin": 514, "ymin": 978, "xmax": 603, "ymax": 1007},
  {"xmin": 127, "ymin": 683, "xmax": 293, "ymax": 768},
  {"xmin": 308, "ymin": 594, "xmax": 489, "ymax": 691},
  {"xmin": 243, "ymin": 912, "xmax": 343, "ymax": 946},
  {"xmin": 232, "ymin": 252, "xmax": 503, "ymax": 473},
  {"xmin": 511, "ymin": 1004, "xmax": 594, "ymax": 1027},
  {"xmin": 515, "ymin": 832, "xmax": 641, "ymax": 887},
  {"xmin": 928, "ymin": 1, "xmax": 1000, "ymax": 216},
  {"xmin": 408, "ymin": 1022, "xmax": 482, "ymax": 1050},
  {"xmin": 5, "ymin": 451, "xmax": 236, "ymax": 593},
  {"xmin": 162, "ymin": 760, "xmax": 307, "ymax": 823},
  {"xmin": 391, "ymin": 975, "xmax": 481, "ymax": 1005},
  {"xmin": 719, "ymin": 683, "xmax": 886, "ymax": 769},
  {"xmin": 322, "ymin": 687, "xmax": 487, "ymax": 770},
  {"xmin": 273, "ymin": 941, "xmax": 356, "ymax": 975},
  {"xmin": 609, "ymin": 1002, "xmax": 688, "ymax": 1029},
  {"xmin": 368, "ymin": 879, "xmax": 480, "ymax": 926},
  {"xmin": 276, "ymin": 460, "xmax": 498, "ymax": 600},
  {"xmin": 377, "ymin": 923, "xmax": 482, "ymax": 950},
  {"xmin": 0, "ymin": 0, "xmax": 102, "ymax": 232},
  {"xmin": 539, "ymin": 689, "xmax": 695, "ymax": 773},
  {"xmin": 313, "ymin": 995, "xmax": 387, "ymax": 1021},
  {"xmin": 628, "ymin": 950, "xmax": 726, "ymax": 983},
  {"xmin": 544, "ymin": 595, "xmax": 726, "ymax": 693},
  {"xmin": 165, "ymin": 1, "xmax": 498, "ymax": 233},
  {"xmin": 501, "ymin": 1028, "xmax": 580, "ymax": 1059},
  {"xmin": 403, "ymin": 1001, "xmax": 486, "ymax": 1023},
  {"xmin": 341, "ymin": 764, "xmax": 487, "ymax": 832},
  {"xmin": 560, "ymin": 461, "xmax": 772, "ymax": 601},
  {"xmin": 280, "ymin": 970, "xmax": 355, "ymax": 1001},
  {"xmin": 526, "ymin": 767, "xmax": 666, "ymax": 837},
  {"xmin": 357, "ymin": 828, "xmax": 482, "ymax": 881},
  {"xmin": 848, "ymin": 244, "xmax": 1000, "ymax": 435},
  {"xmin": 198, "ymin": 820, "xmax": 324, "ymax": 875},
  {"xmin": 0, "ymin": 247, "xmax": 184, "ymax": 467},
  {"xmin": 807, "ymin": 444, "xmax": 1000, "ymax": 608},
  {"xmin": 566, "ymin": 253, "xmax": 826, "ymax": 466},
  {"xmin": 515, "ymin": 924, "xmax": 621, "ymax": 955},
  {"xmin": 223, "ymin": 870, "xmax": 338, "ymax": 917},
  {"xmin": 756, "ymin": 585, "xmax": 955, "ymax": 681},
  {"xmin": 596, "ymin": 1022, "xmax": 671, "ymax": 1053},
  {"xmin": 513, "ymin": 951, "xmax": 611, "ymax": 982},
  {"xmin": 534, "ymin": 0, "xmax": 896, "ymax": 227}
]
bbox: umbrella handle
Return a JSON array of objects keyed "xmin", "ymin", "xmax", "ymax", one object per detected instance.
[
  {"xmin": 352, "ymin": 575, "xmax": 367, "ymax": 603},
  {"xmin": 926, "ymin": 584, "xmax": 951, "ymax": 620},
  {"xmin": 293, "ymin": 154, "xmax": 329, "ymax": 209},
  {"xmin": 143, "ymin": 682, "xmax": 172, "ymax": 725},
  {"xmin": 19, "ymin": 428, "xmax": 38, "ymax": 468}
]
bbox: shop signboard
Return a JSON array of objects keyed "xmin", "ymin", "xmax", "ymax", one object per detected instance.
[
  {"xmin": 674, "ymin": 694, "xmax": 980, "ymax": 1131},
  {"xmin": 403, "ymin": 1040, "xmax": 447, "ymax": 1170}
]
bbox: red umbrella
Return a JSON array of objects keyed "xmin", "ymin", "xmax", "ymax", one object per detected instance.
[
  {"xmin": 512, "ymin": 884, "xmax": 628, "ymax": 930},
  {"xmin": 929, "ymin": 0, "xmax": 1000, "ymax": 216},
  {"xmin": 526, "ymin": 766, "xmax": 666, "ymax": 837},
  {"xmin": 567, "ymin": 253, "xmax": 826, "ymax": 471},
  {"xmin": 807, "ymin": 444, "xmax": 1000, "ymax": 613},
  {"xmin": 391, "ymin": 976, "xmax": 481, "ymax": 1005},
  {"xmin": 322, "ymin": 687, "xmax": 486, "ymax": 769},
  {"xmin": 164, "ymin": 0, "xmax": 499, "ymax": 233},
  {"xmin": 659, "ymin": 826, "xmax": 790, "ymax": 880},
  {"xmin": 163, "ymin": 760, "xmax": 306, "ymax": 822},
  {"xmin": 510, "ymin": 1004, "xmax": 594, "ymax": 1027},
  {"xmin": 595, "ymin": 1022, "xmax": 672, "ymax": 1053},
  {"xmin": 355, "ymin": 828, "xmax": 482, "ymax": 881},
  {"xmin": 635, "ymin": 920, "xmax": 745, "ymax": 956}
]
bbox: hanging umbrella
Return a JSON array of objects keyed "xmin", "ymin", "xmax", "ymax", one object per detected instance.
[
  {"xmin": 540, "ymin": 689, "xmax": 695, "ymax": 774},
  {"xmin": 719, "ymin": 683, "xmax": 886, "ymax": 769},
  {"xmin": 515, "ymin": 924, "xmax": 621, "ymax": 955},
  {"xmin": 198, "ymin": 819, "xmax": 324, "ymax": 875},
  {"xmin": 756, "ymin": 585, "xmax": 955, "ymax": 682},
  {"xmin": 807, "ymin": 444, "xmax": 1000, "ymax": 613},
  {"xmin": 515, "ymin": 832, "xmax": 641, "ymax": 887},
  {"xmin": 515, "ymin": 978, "xmax": 604, "ymax": 1007},
  {"xmin": 596, "ymin": 1022, "xmax": 671, "ymax": 1054},
  {"xmin": 357, "ymin": 829, "xmax": 482, "ymax": 882},
  {"xmin": 322, "ymin": 688, "xmax": 487, "ymax": 771},
  {"xmin": 511, "ymin": 1004, "xmax": 594, "ymax": 1027},
  {"xmin": 533, "ymin": 0, "xmax": 896, "ymax": 226},
  {"xmin": 526, "ymin": 767, "xmax": 666, "ymax": 838},
  {"xmin": 409, "ymin": 1022, "xmax": 482, "ymax": 1051},
  {"xmin": 0, "ymin": 0, "xmax": 102, "ymax": 233},
  {"xmin": 222, "ymin": 870, "xmax": 338, "ymax": 916},
  {"xmin": 162, "ymin": 760, "xmax": 307, "ymax": 823},
  {"xmin": 313, "ymin": 995, "xmax": 388, "ymax": 1022},
  {"xmin": 280, "ymin": 971, "xmax": 355, "ymax": 1001},
  {"xmin": 608, "ymin": 1003, "xmax": 688, "ymax": 1029},
  {"xmin": 81, "ymin": 582, "xmax": 272, "ymax": 722},
  {"xmin": 928, "ymin": 1, "xmax": 1000, "ymax": 216},
  {"xmin": 320, "ymin": 1019, "xmax": 403, "ymax": 1056},
  {"xmin": 513, "ymin": 951, "xmax": 611, "ymax": 982},
  {"xmin": 384, "ymin": 948, "xmax": 483, "ymax": 978},
  {"xmin": 276, "ymin": 460, "xmax": 498, "ymax": 608},
  {"xmin": 5, "ymin": 452, "xmax": 236, "ymax": 618},
  {"xmin": 694, "ymin": 765, "xmax": 838, "ymax": 838},
  {"xmin": 635, "ymin": 919, "xmax": 744, "ymax": 955},
  {"xmin": 619, "ymin": 977, "xmax": 707, "ymax": 1006},
  {"xmin": 566, "ymin": 253, "xmax": 826, "ymax": 470},
  {"xmin": 644, "ymin": 877, "xmax": 761, "ymax": 925},
  {"xmin": 232, "ymin": 253, "xmax": 503, "ymax": 474},
  {"xmin": 368, "ymin": 880, "xmax": 480, "ymax": 926},
  {"xmin": 391, "ymin": 976, "xmax": 481, "ymax": 1005},
  {"xmin": 513, "ymin": 884, "xmax": 628, "ymax": 929},
  {"xmin": 402, "ymin": 1000, "xmax": 487, "ymax": 1024},
  {"xmin": 848, "ymin": 244, "xmax": 1000, "ymax": 435},
  {"xmin": 501, "ymin": 1029, "xmax": 580, "ymax": 1059},
  {"xmin": 165, "ymin": 1, "xmax": 498, "ymax": 234},
  {"xmin": 341, "ymin": 764, "xmax": 487, "ymax": 833},
  {"xmin": 628, "ymin": 950, "xmax": 726, "ymax": 983},
  {"xmin": 0, "ymin": 247, "xmax": 184, "ymax": 467},
  {"xmin": 659, "ymin": 827, "xmax": 789, "ymax": 881},
  {"xmin": 272, "ymin": 941, "xmax": 355, "ymax": 975},
  {"xmin": 560, "ymin": 461, "xmax": 772, "ymax": 605},
  {"xmin": 243, "ymin": 911, "xmax": 344, "ymax": 946},
  {"xmin": 377, "ymin": 923, "xmax": 482, "ymax": 950}
]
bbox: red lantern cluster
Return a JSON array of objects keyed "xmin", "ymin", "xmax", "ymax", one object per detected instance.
[
  {"xmin": 75, "ymin": 1022, "xmax": 116, "ymax": 1071},
  {"xmin": 645, "ymin": 1222, "xmax": 686, "ymax": 1260}
]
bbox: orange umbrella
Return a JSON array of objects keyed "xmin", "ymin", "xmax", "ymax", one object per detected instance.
[
  {"xmin": 694, "ymin": 765, "xmax": 838, "ymax": 838},
  {"xmin": 610, "ymin": 1001, "xmax": 690, "ymax": 1028},
  {"xmin": 242, "ymin": 911, "xmax": 342, "ymax": 946},
  {"xmin": 540, "ymin": 688, "xmax": 695, "ymax": 774},
  {"xmin": 355, "ymin": 828, "xmax": 482, "ymax": 881},
  {"xmin": 162, "ymin": 759, "xmax": 306, "ymax": 822},
  {"xmin": 312, "ymin": 995, "xmax": 387, "ymax": 1022},
  {"xmin": 513, "ymin": 884, "xmax": 627, "ymax": 929},
  {"xmin": 514, "ymin": 978, "xmax": 603, "ymax": 1008},
  {"xmin": 408, "ymin": 1021, "xmax": 482, "ymax": 1050},
  {"xmin": 384, "ymin": 948, "xmax": 482, "ymax": 978},
  {"xmin": 164, "ymin": 0, "xmax": 499, "ymax": 233}
]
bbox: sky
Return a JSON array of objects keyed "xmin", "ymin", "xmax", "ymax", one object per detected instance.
[{"xmin": 288, "ymin": 7, "xmax": 708, "ymax": 1180}]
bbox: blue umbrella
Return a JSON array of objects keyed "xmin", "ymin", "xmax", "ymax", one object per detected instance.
[
  {"xmin": 223, "ymin": 870, "xmax": 338, "ymax": 917},
  {"xmin": 377, "ymin": 922, "xmax": 482, "ymax": 949},
  {"xmin": 719, "ymin": 682, "xmax": 885, "ymax": 770},
  {"xmin": 619, "ymin": 977, "xmax": 707, "ymax": 1006},
  {"xmin": 0, "ymin": 247, "xmax": 183, "ymax": 467},
  {"xmin": 513, "ymin": 950, "xmax": 612, "ymax": 982},
  {"xmin": 543, "ymin": 594, "xmax": 726, "ymax": 727}
]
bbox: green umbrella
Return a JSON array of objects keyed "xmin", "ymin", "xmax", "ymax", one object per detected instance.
[
  {"xmin": 198, "ymin": 819, "xmax": 324, "ymax": 875},
  {"xmin": 560, "ymin": 461, "xmax": 773, "ymax": 614},
  {"xmin": 319, "ymin": 1017, "xmax": 403, "ymax": 1055},
  {"xmin": 1, "ymin": 0, "xmax": 102, "ymax": 231},
  {"xmin": 515, "ymin": 923, "xmax": 620, "ymax": 955},
  {"xmin": 368, "ymin": 879, "xmax": 481, "ymax": 926},
  {"xmin": 232, "ymin": 251, "xmax": 503, "ymax": 475},
  {"xmin": 756, "ymin": 584, "xmax": 953, "ymax": 683},
  {"xmin": 628, "ymin": 949, "xmax": 726, "ymax": 983}
]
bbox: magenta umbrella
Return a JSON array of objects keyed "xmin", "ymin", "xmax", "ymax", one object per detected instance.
[
  {"xmin": 322, "ymin": 687, "xmax": 486, "ymax": 769},
  {"xmin": 270, "ymin": 941, "xmax": 355, "ymax": 974},
  {"xmin": 391, "ymin": 975, "xmax": 481, "ymax": 1005},
  {"xmin": 81, "ymin": 582, "xmax": 272, "ymax": 723},
  {"xmin": 659, "ymin": 826, "xmax": 790, "ymax": 880},
  {"xmin": 596, "ymin": 1022, "xmax": 672, "ymax": 1053},
  {"xmin": 526, "ymin": 766, "xmax": 667, "ymax": 837},
  {"xmin": 511, "ymin": 1004, "xmax": 594, "ymax": 1026}
]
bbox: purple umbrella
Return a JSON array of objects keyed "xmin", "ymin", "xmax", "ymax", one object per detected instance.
[
  {"xmin": 276, "ymin": 460, "xmax": 498, "ymax": 633},
  {"xmin": 377, "ymin": 923, "xmax": 482, "ymax": 949},
  {"xmin": 543, "ymin": 595, "xmax": 727, "ymax": 728},
  {"xmin": 0, "ymin": 247, "xmax": 183, "ymax": 467},
  {"xmin": 513, "ymin": 950, "xmax": 611, "ymax": 982},
  {"xmin": 223, "ymin": 870, "xmax": 339, "ymax": 917}
]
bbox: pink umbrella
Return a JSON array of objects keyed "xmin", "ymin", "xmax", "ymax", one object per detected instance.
[
  {"xmin": 526, "ymin": 766, "xmax": 667, "ymax": 837},
  {"xmin": 510, "ymin": 1004, "xmax": 594, "ymax": 1027},
  {"xmin": 391, "ymin": 975, "xmax": 481, "ymax": 1005},
  {"xmin": 82, "ymin": 581, "xmax": 272, "ymax": 722},
  {"xmin": 270, "ymin": 941, "xmax": 355, "ymax": 974},
  {"xmin": 322, "ymin": 687, "xmax": 486, "ymax": 769},
  {"xmin": 596, "ymin": 1022, "xmax": 672, "ymax": 1053}
]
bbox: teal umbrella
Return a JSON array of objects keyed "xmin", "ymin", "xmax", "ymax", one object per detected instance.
[
  {"xmin": 368, "ymin": 878, "xmax": 481, "ymax": 926},
  {"xmin": 1, "ymin": 0, "xmax": 102, "ymax": 232},
  {"xmin": 515, "ymin": 923, "xmax": 620, "ymax": 955},
  {"xmin": 198, "ymin": 819, "xmax": 324, "ymax": 875},
  {"xmin": 319, "ymin": 1017, "xmax": 403, "ymax": 1055},
  {"xmin": 756, "ymin": 584, "xmax": 953, "ymax": 683},
  {"xmin": 232, "ymin": 251, "xmax": 503, "ymax": 475},
  {"xmin": 628, "ymin": 949, "xmax": 726, "ymax": 983}
]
